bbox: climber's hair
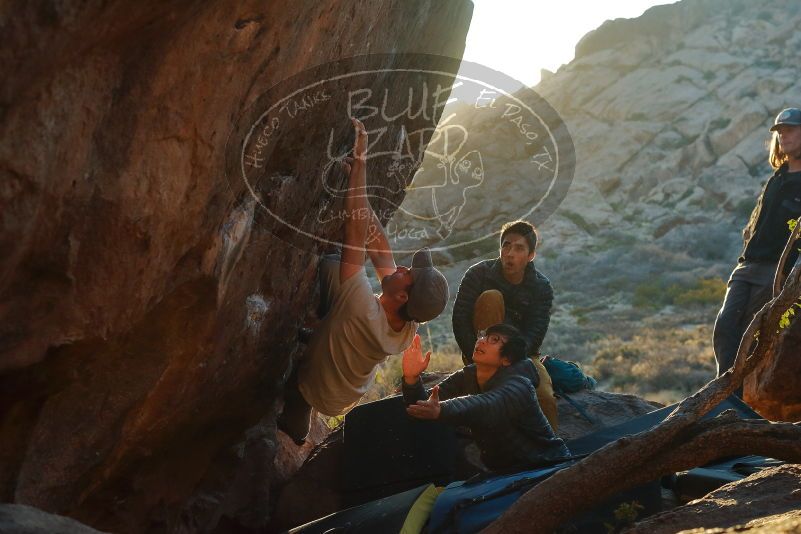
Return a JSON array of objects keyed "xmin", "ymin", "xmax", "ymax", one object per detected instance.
[{"xmin": 769, "ymin": 131, "xmax": 789, "ymax": 170}]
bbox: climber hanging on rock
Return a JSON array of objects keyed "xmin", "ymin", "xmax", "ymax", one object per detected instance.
[{"xmin": 278, "ymin": 117, "xmax": 449, "ymax": 445}]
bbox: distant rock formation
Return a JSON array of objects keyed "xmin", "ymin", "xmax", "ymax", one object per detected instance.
[
  {"xmin": 0, "ymin": 1, "xmax": 472, "ymax": 531},
  {"xmin": 545, "ymin": 0, "xmax": 801, "ymax": 422},
  {"xmin": 400, "ymin": 0, "xmax": 801, "ymax": 403},
  {"xmin": 540, "ymin": 0, "xmax": 800, "ymax": 268}
]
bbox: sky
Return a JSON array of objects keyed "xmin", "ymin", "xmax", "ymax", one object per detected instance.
[{"xmin": 461, "ymin": 0, "xmax": 678, "ymax": 88}]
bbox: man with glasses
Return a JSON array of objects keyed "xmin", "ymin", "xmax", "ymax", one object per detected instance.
[{"xmin": 402, "ymin": 323, "xmax": 569, "ymax": 470}]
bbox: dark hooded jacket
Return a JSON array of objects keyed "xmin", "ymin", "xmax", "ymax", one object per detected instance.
[
  {"xmin": 452, "ymin": 259, "xmax": 553, "ymax": 365},
  {"xmin": 740, "ymin": 163, "xmax": 801, "ymax": 269},
  {"xmin": 402, "ymin": 359, "xmax": 569, "ymax": 470}
]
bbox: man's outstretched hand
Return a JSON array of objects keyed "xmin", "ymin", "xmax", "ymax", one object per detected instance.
[
  {"xmin": 402, "ymin": 334, "xmax": 431, "ymax": 385},
  {"xmin": 406, "ymin": 385, "xmax": 441, "ymax": 420},
  {"xmin": 403, "ymin": 335, "xmax": 441, "ymax": 419},
  {"xmin": 351, "ymin": 116, "xmax": 367, "ymax": 160}
]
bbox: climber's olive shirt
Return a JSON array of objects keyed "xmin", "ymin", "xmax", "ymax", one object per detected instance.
[{"xmin": 299, "ymin": 262, "xmax": 416, "ymax": 416}]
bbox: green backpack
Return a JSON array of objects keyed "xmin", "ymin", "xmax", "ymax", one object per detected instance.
[{"xmin": 541, "ymin": 355, "xmax": 597, "ymax": 394}]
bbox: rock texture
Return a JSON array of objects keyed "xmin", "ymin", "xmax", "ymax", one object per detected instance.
[
  {"xmin": 537, "ymin": 0, "xmax": 800, "ymax": 285},
  {"xmin": 0, "ymin": 1, "xmax": 472, "ymax": 532},
  {"xmin": 0, "ymin": 504, "xmax": 106, "ymax": 534},
  {"xmin": 535, "ymin": 0, "xmax": 801, "ymax": 419},
  {"xmin": 555, "ymin": 390, "xmax": 662, "ymax": 441},
  {"xmin": 625, "ymin": 464, "xmax": 801, "ymax": 534},
  {"xmin": 271, "ymin": 428, "xmax": 345, "ymax": 532}
]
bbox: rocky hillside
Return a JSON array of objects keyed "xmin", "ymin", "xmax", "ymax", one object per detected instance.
[
  {"xmin": 0, "ymin": 1, "xmax": 471, "ymax": 532},
  {"xmin": 404, "ymin": 0, "xmax": 801, "ymax": 377}
]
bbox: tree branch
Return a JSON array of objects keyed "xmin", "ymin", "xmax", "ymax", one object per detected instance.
[
  {"xmin": 481, "ymin": 416, "xmax": 801, "ymax": 534},
  {"xmin": 773, "ymin": 216, "xmax": 801, "ymax": 297}
]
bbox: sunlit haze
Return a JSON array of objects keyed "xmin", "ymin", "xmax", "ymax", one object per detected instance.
[{"xmin": 462, "ymin": 0, "xmax": 678, "ymax": 88}]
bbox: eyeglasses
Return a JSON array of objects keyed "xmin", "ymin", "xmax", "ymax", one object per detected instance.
[{"xmin": 477, "ymin": 330, "xmax": 507, "ymax": 345}]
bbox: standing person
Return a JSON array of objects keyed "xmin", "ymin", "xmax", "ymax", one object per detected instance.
[
  {"xmin": 402, "ymin": 324, "xmax": 569, "ymax": 470},
  {"xmin": 714, "ymin": 107, "xmax": 801, "ymax": 378},
  {"xmin": 451, "ymin": 220, "xmax": 558, "ymax": 428},
  {"xmin": 278, "ymin": 117, "xmax": 449, "ymax": 444}
]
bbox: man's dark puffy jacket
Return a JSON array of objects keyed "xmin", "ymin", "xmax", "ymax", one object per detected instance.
[
  {"xmin": 402, "ymin": 359, "xmax": 570, "ymax": 470},
  {"xmin": 452, "ymin": 259, "xmax": 553, "ymax": 363}
]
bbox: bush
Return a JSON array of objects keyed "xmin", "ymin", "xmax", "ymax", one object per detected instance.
[
  {"xmin": 561, "ymin": 210, "xmax": 596, "ymax": 234},
  {"xmin": 632, "ymin": 280, "xmax": 677, "ymax": 309},
  {"xmin": 674, "ymin": 278, "xmax": 727, "ymax": 306},
  {"xmin": 587, "ymin": 325, "xmax": 716, "ymax": 403},
  {"xmin": 633, "ymin": 277, "xmax": 726, "ymax": 309}
]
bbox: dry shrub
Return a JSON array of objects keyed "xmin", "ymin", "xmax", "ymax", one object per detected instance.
[
  {"xmin": 633, "ymin": 277, "xmax": 726, "ymax": 309},
  {"xmin": 358, "ymin": 325, "xmax": 718, "ymax": 408},
  {"xmin": 588, "ymin": 325, "xmax": 716, "ymax": 403}
]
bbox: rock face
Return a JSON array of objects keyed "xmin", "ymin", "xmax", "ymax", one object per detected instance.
[
  {"xmin": 0, "ymin": 504, "xmax": 107, "ymax": 534},
  {"xmin": 555, "ymin": 390, "xmax": 662, "ymax": 441},
  {"xmin": 271, "ymin": 428, "xmax": 345, "ymax": 532},
  {"xmin": 537, "ymin": 0, "xmax": 801, "ymax": 386},
  {"xmin": 626, "ymin": 464, "xmax": 801, "ymax": 533},
  {"xmin": 538, "ymin": 0, "xmax": 801, "ymax": 418},
  {"xmin": 0, "ymin": 1, "xmax": 472, "ymax": 532}
]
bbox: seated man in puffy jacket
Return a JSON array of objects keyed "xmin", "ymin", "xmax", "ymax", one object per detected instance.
[{"xmin": 402, "ymin": 324, "xmax": 569, "ymax": 470}]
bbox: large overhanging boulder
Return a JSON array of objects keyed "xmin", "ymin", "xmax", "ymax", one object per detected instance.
[{"xmin": 0, "ymin": 1, "xmax": 472, "ymax": 531}]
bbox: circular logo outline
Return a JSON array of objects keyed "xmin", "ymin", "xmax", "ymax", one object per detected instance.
[{"xmin": 226, "ymin": 54, "xmax": 574, "ymax": 257}]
